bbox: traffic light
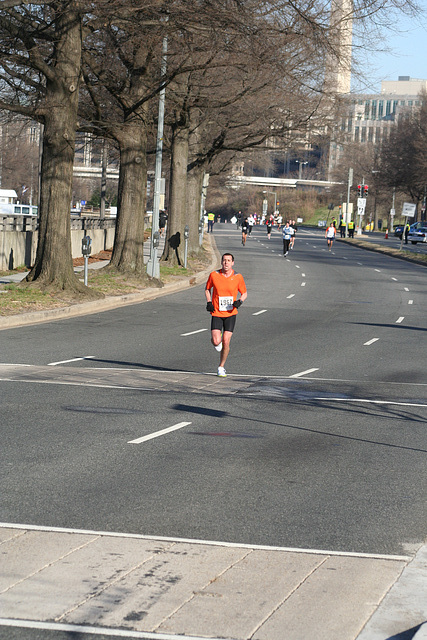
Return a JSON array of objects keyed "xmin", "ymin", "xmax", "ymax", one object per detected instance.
[
  {"xmin": 364, "ymin": 185, "xmax": 369, "ymax": 197},
  {"xmin": 357, "ymin": 184, "xmax": 362, "ymax": 197}
]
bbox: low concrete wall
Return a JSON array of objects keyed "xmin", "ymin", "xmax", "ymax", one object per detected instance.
[{"xmin": 0, "ymin": 226, "xmax": 116, "ymax": 271}]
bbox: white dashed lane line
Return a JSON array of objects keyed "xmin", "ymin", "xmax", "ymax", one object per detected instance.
[
  {"xmin": 364, "ymin": 338, "xmax": 379, "ymax": 346},
  {"xmin": 253, "ymin": 309, "xmax": 267, "ymax": 316},
  {"xmin": 289, "ymin": 368, "xmax": 319, "ymax": 378},
  {"xmin": 48, "ymin": 356, "xmax": 94, "ymax": 366},
  {"xmin": 181, "ymin": 329, "xmax": 208, "ymax": 337},
  {"xmin": 128, "ymin": 421, "xmax": 192, "ymax": 444}
]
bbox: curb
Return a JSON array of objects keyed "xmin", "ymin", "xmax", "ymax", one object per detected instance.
[
  {"xmin": 337, "ymin": 237, "xmax": 427, "ymax": 267},
  {"xmin": 0, "ymin": 236, "xmax": 221, "ymax": 331}
]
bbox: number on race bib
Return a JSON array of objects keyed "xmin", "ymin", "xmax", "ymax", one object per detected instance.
[{"xmin": 219, "ymin": 296, "xmax": 234, "ymax": 311}]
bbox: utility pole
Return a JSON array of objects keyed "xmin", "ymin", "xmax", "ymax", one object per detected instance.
[{"xmin": 147, "ymin": 35, "xmax": 167, "ymax": 279}]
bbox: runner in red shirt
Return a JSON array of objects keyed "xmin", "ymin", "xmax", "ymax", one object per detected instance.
[{"xmin": 205, "ymin": 253, "xmax": 247, "ymax": 377}]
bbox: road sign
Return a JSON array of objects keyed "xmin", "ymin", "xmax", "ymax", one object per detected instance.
[
  {"xmin": 357, "ymin": 197, "xmax": 366, "ymax": 216},
  {"xmin": 402, "ymin": 202, "xmax": 416, "ymax": 217}
]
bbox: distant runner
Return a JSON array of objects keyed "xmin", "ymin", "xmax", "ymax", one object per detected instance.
[
  {"xmin": 325, "ymin": 222, "xmax": 336, "ymax": 251},
  {"xmin": 205, "ymin": 253, "xmax": 247, "ymax": 377}
]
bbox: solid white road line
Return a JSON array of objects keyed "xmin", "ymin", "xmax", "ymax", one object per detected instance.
[
  {"xmin": 289, "ymin": 368, "xmax": 319, "ymax": 378},
  {"xmin": 181, "ymin": 329, "xmax": 208, "ymax": 336},
  {"xmin": 364, "ymin": 338, "xmax": 379, "ymax": 346},
  {"xmin": 48, "ymin": 356, "xmax": 94, "ymax": 366},
  {"xmin": 0, "ymin": 619, "xmax": 213, "ymax": 640},
  {"xmin": 396, "ymin": 317, "xmax": 405, "ymax": 324},
  {"xmin": 315, "ymin": 398, "xmax": 427, "ymax": 408},
  {"xmin": 128, "ymin": 421, "xmax": 192, "ymax": 444},
  {"xmin": 253, "ymin": 309, "xmax": 267, "ymax": 316},
  {"xmin": 0, "ymin": 522, "xmax": 410, "ymax": 559}
]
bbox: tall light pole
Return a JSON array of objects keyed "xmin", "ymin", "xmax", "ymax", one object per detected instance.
[
  {"xmin": 147, "ymin": 34, "xmax": 167, "ymax": 279},
  {"xmin": 296, "ymin": 160, "xmax": 308, "ymax": 180},
  {"xmin": 263, "ymin": 189, "xmax": 277, "ymax": 216}
]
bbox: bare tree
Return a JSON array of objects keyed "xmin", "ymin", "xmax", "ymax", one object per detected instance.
[{"xmin": 0, "ymin": 1, "xmax": 93, "ymax": 293}]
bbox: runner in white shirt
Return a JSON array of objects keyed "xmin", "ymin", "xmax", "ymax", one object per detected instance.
[{"xmin": 325, "ymin": 222, "xmax": 336, "ymax": 251}]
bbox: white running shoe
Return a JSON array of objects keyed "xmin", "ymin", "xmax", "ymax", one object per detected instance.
[
  {"xmin": 217, "ymin": 366, "xmax": 227, "ymax": 377},
  {"xmin": 214, "ymin": 342, "xmax": 223, "ymax": 352}
]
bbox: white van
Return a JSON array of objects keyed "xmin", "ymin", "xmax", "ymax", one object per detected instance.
[{"xmin": 0, "ymin": 203, "xmax": 38, "ymax": 216}]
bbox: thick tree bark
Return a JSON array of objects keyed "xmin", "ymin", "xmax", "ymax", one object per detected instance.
[
  {"xmin": 186, "ymin": 163, "xmax": 205, "ymax": 253},
  {"xmin": 162, "ymin": 122, "xmax": 189, "ymax": 265},
  {"xmin": 26, "ymin": 4, "xmax": 85, "ymax": 292},
  {"xmin": 109, "ymin": 123, "xmax": 147, "ymax": 273}
]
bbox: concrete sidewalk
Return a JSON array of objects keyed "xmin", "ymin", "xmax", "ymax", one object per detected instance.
[{"xmin": 0, "ymin": 524, "xmax": 426, "ymax": 640}]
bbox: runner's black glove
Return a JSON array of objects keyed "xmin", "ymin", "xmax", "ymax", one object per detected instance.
[
  {"xmin": 206, "ymin": 301, "xmax": 215, "ymax": 312},
  {"xmin": 233, "ymin": 300, "xmax": 242, "ymax": 309}
]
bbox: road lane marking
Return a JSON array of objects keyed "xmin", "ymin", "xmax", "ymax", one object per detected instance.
[
  {"xmin": 404, "ymin": 287, "xmax": 409, "ymax": 291},
  {"xmin": 315, "ymin": 398, "xmax": 427, "ymax": 408},
  {"xmin": 181, "ymin": 328, "xmax": 208, "ymax": 336},
  {"xmin": 408, "ymin": 300, "xmax": 413, "ymax": 305},
  {"xmin": 128, "ymin": 421, "xmax": 192, "ymax": 444},
  {"xmin": 396, "ymin": 317, "xmax": 404, "ymax": 323},
  {"xmin": 392, "ymin": 277, "xmax": 398, "ymax": 281},
  {"xmin": 289, "ymin": 368, "xmax": 319, "ymax": 378},
  {"xmin": 287, "ymin": 294, "xmax": 295, "ymax": 299},
  {"xmin": 302, "ymin": 273, "xmax": 306, "ymax": 277},
  {"xmin": 253, "ymin": 309, "xmax": 267, "ymax": 316},
  {"xmin": 48, "ymin": 356, "xmax": 94, "ymax": 366},
  {"xmin": 301, "ymin": 282, "xmax": 306, "ymax": 286},
  {"xmin": 364, "ymin": 338, "xmax": 379, "ymax": 346},
  {"xmin": 0, "ymin": 618, "xmax": 220, "ymax": 640},
  {"xmin": 375, "ymin": 269, "xmax": 381, "ymax": 272},
  {"xmin": 295, "ymin": 265, "xmax": 300, "ymax": 269},
  {"xmin": 0, "ymin": 522, "xmax": 412, "ymax": 559}
]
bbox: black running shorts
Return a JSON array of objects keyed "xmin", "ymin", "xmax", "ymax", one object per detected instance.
[{"xmin": 211, "ymin": 315, "xmax": 237, "ymax": 333}]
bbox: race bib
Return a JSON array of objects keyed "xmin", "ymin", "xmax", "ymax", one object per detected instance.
[{"xmin": 219, "ymin": 296, "xmax": 234, "ymax": 311}]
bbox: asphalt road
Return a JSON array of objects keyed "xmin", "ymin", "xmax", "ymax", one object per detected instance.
[{"xmin": 1, "ymin": 225, "xmax": 426, "ymax": 560}]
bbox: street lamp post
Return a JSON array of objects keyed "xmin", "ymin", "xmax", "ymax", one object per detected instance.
[
  {"xmin": 262, "ymin": 190, "xmax": 277, "ymax": 217},
  {"xmin": 147, "ymin": 34, "xmax": 167, "ymax": 279},
  {"xmin": 296, "ymin": 160, "xmax": 308, "ymax": 180}
]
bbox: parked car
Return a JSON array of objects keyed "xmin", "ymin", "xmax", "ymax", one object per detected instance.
[
  {"xmin": 394, "ymin": 225, "xmax": 404, "ymax": 238},
  {"xmin": 394, "ymin": 221, "xmax": 423, "ymax": 239},
  {"xmin": 408, "ymin": 226, "xmax": 427, "ymax": 244}
]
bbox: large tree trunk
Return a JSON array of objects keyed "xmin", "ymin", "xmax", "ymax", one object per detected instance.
[
  {"xmin": 26, "ymin": 4, "xmax": 84, "ymax": 292},
  {"xmin": 109, "ymin": 123, "xmax": 147, "ymax": 272},
  {"xmin": 186, "ymin": 163, "xmax": 204, "ymax": 253},
  {"xmin": 162, "ymin": 121, "xmax": 189, "ymax": 265}
]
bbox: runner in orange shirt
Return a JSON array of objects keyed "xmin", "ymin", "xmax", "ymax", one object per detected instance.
[{"xmin": 205, "ymin": 253, "xmax": 247, "ymax": 377}]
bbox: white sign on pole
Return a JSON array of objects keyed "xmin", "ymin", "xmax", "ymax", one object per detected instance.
[
  {"xmin": 357, "ymin": 197, "xmax": 366, "ymax": 216},
  {"xmin": 402, "ymin": 202, "xmax": 416, "ymax": 217}
]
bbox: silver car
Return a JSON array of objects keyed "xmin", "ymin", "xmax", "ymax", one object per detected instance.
[{"xmin": 408, "ymin": 226, "xmax": 427, "ymax": 243}]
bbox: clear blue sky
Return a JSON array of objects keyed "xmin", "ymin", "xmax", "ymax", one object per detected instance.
[{"xmin": 352, "ymin": 11, "xmax": 427, "ymax": 93}]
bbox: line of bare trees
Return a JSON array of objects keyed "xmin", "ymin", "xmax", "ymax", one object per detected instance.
[{"xmin": 0, "ymin": 0, "xmax": 419, "ymax": 295}]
